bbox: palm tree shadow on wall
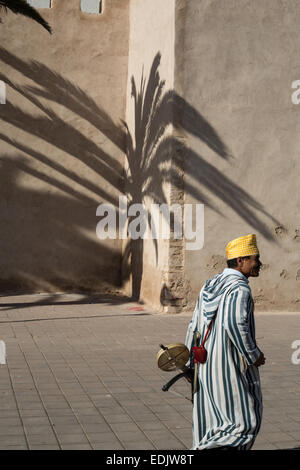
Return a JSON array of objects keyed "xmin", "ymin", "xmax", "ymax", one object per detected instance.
[
  {"xmin": 0, "ymin": 48, "xmax": 279, "ymax": 303},
  {"xmin": 122, "ymin": 53, "xmax": 279, "ymax": 300},
  {"xmin": 0, "ymin": 46, "xmax": 127, "ymax": 299},
  {"xmin": 0, "ymin": 0, "xmax": 52, "ymax": 33}
]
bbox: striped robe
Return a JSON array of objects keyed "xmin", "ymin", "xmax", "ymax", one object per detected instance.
[{"xmin": 185, "ymin": 268, "xmax": 263, "ymax": 450}]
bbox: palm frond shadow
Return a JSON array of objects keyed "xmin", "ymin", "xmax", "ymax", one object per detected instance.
[
  {"xmin": 0, "ymin": 48, "xmax": 279, "ymax": 303},
  {"xmin": 123, "ymin": 52, "xmax": 279, "ymax": 300},
  {"xmin": 0, "ymin": 0, "xmax": 51, "ymax": 33}
]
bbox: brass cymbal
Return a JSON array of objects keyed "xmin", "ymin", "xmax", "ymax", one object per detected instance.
[{"xmin": 156, "ymin": 343, "xmax": 189, "ymax": 372}]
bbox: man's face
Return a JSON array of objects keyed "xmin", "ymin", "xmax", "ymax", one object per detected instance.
[{"xmin": 238, "ymin": 254, "xmax": 262, "ymax": 278}]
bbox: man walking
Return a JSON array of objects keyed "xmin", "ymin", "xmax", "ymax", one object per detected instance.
[{"xmin": 185, "ymin": 234, "xmax": 265, "ymax": 450}]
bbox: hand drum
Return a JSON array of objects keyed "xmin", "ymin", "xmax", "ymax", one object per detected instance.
[{"xmin": 156, "ymin": 343, "xmax": 190, "ymax": 372}]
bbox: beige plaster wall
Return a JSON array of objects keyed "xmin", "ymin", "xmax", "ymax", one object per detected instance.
[
  {"xmin": 1, "ymin": 0, "xmax": 298, "ymax": 311},
  {"xmin": 122, "ymin": 0, "xmax": 178, "ymax": 310},
  {"xmin": 175, "ymin": 0, "xmax": 300, "ymax": 311},
  {"xmin": 0, "ymin": 0, "xmax": 130, "ymax": 293}
]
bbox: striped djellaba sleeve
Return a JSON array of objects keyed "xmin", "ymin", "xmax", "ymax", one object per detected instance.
[
  {"xmin": 223, "ymin": 285, "xmax": 262, "ymax": 366},
  {"xmin": 185, "ymin": 291, "xmax": 202, "ymax": 364}
]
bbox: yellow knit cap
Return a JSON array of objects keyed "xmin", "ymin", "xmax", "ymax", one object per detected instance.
[{"xmin": 226, "ymin": 234, "xmax": 259, "ymax": 260}]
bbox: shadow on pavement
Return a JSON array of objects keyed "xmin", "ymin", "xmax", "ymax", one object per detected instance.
[{"xmin": 0, "ymin": 292, "xmax": 136, "ymax": 307}]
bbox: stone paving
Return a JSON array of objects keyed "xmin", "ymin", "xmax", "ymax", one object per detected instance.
[{"xmin": 0, "ymin": 293, "xmax": 299, "ymax": 450}]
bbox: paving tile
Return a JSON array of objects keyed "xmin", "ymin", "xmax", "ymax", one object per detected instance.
[
  {"xmin": 0, "ymin": 384, "xmax": 13, "ymax": 391},
  {"xmin": 61, "ymin": 443, "xmax": 92, "ymax": 450},
  {"xmin": 274, "ymin": 440, "xmax": 300, "ymax": 450},
  {"xmin": 40, "ymin": 394, "xmax": 67, "ymax": 401},
  {"xmin": 71, "ymin": 407, "xmax": 98, "ymax": 415},
  {"xmin": 123, "ymin": 441, "xmax": 156, "ymax": 450},
  {"xmin": 0, "ymin": 404, "xmax": 18, "ymax": 411},
  {"xmin": 252, "ymin": 442, "xmax": 278, "ymax": 450},
  {"xmin": 46, "ymin": 409, "xmax": 76, "ymax": 417},
  {"xmin": 0, "ymin": 427, "xmax": 25, "ymax": 436},
  {"xmin": 0, "ymin": 435, "xmax": 28, "ymax": 446},
  {"xmin": 286, "ymin": 414, "xmax": 300, "ymax": 422},
  {"xmin": 277, "ymin": 422, "xmax": 300, "ymax": 432},
  {"xmin": 18, "ymin": 403, "xmax": 45, "ymax": 411},
  {"xmin": 285, "ymin": 430, "xmax": 300, "ymax": 440},
  {"xmin": 115, "ymin": 430, "xmax": 149, "ymax": 442},
  {"xmin": 0, "ymin": 417, "xmax": 23, "ymax": 426},
  {"xmin": 56, "ymin": 433, "xmax": 89, "ymax": 445},
  {"xmin": 263, "ymin": 431, "xmax": 294, "ymax": 443},
  {"xmin": 133, "ymin": 413, "xmax": 159, "ymax": 422},
  {"xmin": 22, "ymin": 417, "xmax": 52, "ymax": 426},
  {"xmin": 44, "ymin": 404, "xmax": 72, "ymax": 412},
  {"xmin": 173, "ymin": 429, "xmax": 192, "ymax": 438},
  {"xmin": 50, "ymin": 424, "xmax": 84, "ymax": 434},
  {"xmin": 29, "ymin": 444, "xmax": 61, "ymax": 450},
  {"xmin": 35, "ymin": 384, "xmax": 61, "ymax": 392},
  {"xmin": 86, "ymin": 432, "xmax": 122, "ymax": 444},
  {"xmin": 138, "ymin": 421, "xmax": 169, "ymax": 431},
  {"xmin": 154, "ymin": 439, "xmax": 187, "ymax": 450},
  {"xmin": 92, "ymin": 441, "xmax": 124, "ymax": 450},
  {"xmin": 81, "ymin": 423, "xmax": 112, "ymax": 434},
  {"xmin": 103, "ymin": 414, "xmax": 133, "ymax": 424},
  {"xmin": 0, "ymin": 445, "xmax": 29, "ymax": 450},
  {"xmin": 110, "ymin": 422, "xmax": 141, "ymax": 433},
  {"xmin": 65, "ymin": 396, "xmax": 91, "ymax": 403},
  {"xmin": 24, "ymin": 425, "xmax": 55, "ymax": 435},
  {"xmin": 77, "ymin": 415, "xmax": 106, "ymax": 424},
  {"xmin": 0, "ymin": 410, "xmax": 20, "ymax": 418},
  {"xmin": 260, "ymin": 422, "xmax": 281, "ymax": 432},
  {"xmin": 49, "ymin": 416, "xmax": 79, "ymax": 425},
  {"xmin": 99, "ymin": 407, "xmax": 128, "ymax": 416},
  {"xmin": 162, "ymin": 418, "xmax": 191, "ymax": 428},
  {"xmin": 26, "ymin": 434, "xmax": 58, "ymax": 445}
]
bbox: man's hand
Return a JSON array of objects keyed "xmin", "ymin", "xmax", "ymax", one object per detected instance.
[{"xmin": 254, "ymin": 352, "xmax": 266, "ymax": 367}]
